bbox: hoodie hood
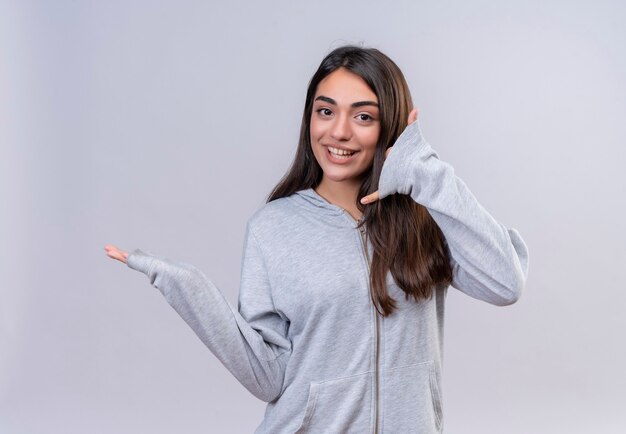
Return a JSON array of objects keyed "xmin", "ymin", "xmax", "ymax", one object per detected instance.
[{"xmin": 292, "ymin": 187, "xmax": 364, "ymax": 228}]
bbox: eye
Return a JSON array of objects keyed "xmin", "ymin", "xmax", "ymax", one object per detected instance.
[
  {"xmin": 357, "ymin": 113, "xmax": 373, "ymax": 122},
  {"xmin": 316, "ymin": 108, "xmax": 333, "ymax": 117}
]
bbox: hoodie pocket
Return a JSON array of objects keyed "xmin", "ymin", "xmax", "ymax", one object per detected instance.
[
  {"xmin": 294, "ymin": 371, "xmax": 372, "ymax": 433},
  {"xmin": 382, "ymin": 360, "xmax": 443, "ymax": 433}
]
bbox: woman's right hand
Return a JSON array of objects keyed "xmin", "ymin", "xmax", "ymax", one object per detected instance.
[{"xmin": 104, "ymin": 244, "xmax": 129, "ymax": 265}]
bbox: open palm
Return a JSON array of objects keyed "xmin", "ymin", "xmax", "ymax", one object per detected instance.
[{"xmin": 104, "ymin": 244, "xmax": 129, "ymax": 264}]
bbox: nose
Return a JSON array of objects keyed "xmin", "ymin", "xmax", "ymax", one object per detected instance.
[{"xmin": 330, "ymin": 113, "xmax": 352, "ymax": 141}]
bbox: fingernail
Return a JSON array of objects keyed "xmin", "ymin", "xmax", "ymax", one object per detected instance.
[{"xmin": 360, "ymin": 197, "xmax": 367, "ymax": 204}]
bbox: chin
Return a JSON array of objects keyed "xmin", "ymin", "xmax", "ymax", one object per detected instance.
[{"xmin": 322, "ymin": 168, "xmax": 367, "ymax": 183}]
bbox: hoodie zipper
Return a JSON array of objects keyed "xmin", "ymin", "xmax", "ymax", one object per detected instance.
[{"xmin": 345, "ymin": 211, "xmax": 380, "ymax": 434}]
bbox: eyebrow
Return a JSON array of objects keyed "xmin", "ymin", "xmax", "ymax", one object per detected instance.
[{"xmin": 314, "ymin": 95, "xmax": 379, "ymax": 109}]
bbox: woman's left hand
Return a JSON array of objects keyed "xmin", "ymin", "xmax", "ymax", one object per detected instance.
[{"xmin": 360, "ymin": 107, "xmax": 419, "ymax": 205}]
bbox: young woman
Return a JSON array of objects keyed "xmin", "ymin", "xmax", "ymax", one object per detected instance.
[{"xmin": 104, "ymin": 45, "xmax": 529, "ymax": 433}]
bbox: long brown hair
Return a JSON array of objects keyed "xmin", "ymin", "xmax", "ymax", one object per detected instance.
[{"xmin": 267, "ymin": 45, "xmax": 452, "ymax": 316}]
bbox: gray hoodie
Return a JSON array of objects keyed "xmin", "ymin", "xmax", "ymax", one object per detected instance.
[{"xmin": 126, "ymin": 119, "xmax": 529, "ymax": 433}]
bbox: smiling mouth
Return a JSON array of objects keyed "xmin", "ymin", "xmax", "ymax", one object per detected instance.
[{"xmin": 327, "ymin": 146, "xmax": 358, "ymax": 158}]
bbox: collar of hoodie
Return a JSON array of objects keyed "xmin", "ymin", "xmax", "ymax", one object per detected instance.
[{"xmin": 292, "ymin": 187, "xmax": 365, "ymax": 229}]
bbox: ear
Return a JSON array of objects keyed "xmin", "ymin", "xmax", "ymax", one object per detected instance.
[{"xmin": 408, "ymin": 107, "xmax": 419, "ymax": 125}]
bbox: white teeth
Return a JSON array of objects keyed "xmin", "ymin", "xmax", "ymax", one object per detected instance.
[{"xmin": 328, "ymin": 146, "xmax": 356, "ymax": 157}]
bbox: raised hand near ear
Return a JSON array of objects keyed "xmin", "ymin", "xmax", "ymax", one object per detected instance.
[
  {"xmin": 104, "ymin": 244, "xmax": 129, "ymax": 264},
  {"xmin": 360, "ymin": 107, "xmax": 419, "ymax": 205}
]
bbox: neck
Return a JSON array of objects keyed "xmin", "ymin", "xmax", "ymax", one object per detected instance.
[{"xmin": 314, "ymin": 177, "xmax": 363, "ymax": 220}]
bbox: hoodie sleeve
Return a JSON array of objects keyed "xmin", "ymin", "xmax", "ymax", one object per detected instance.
[
  {"xmin": 377, "ymin": 119, "xmax": 529, "ymax": 306},
  {"xmin": 126, "ymin": 222, "xmax": 292, "ymax": 402}
]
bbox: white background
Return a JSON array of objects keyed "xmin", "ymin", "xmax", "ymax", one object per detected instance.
[{"xmin": 2, "ymin": 0, "xmax": 625, "ymax": 432}]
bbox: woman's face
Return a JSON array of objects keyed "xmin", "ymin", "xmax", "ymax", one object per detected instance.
[{"xmin": 310, "ymin": 67, "xmax": 381, "ymax": 185}]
